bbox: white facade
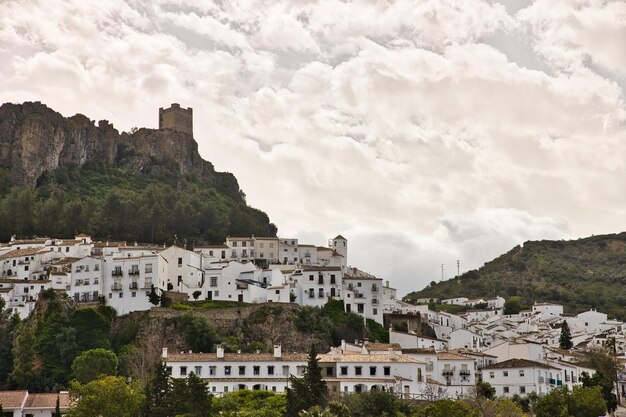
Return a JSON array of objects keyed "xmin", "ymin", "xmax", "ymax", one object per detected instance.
[
  {"xmin": 343, "ymin": 276, "xmax": 383, "ymax": 324},
  {"xmin": 390, "ymin": 330, "xmax": 448, "ymax": 351},
  {"xmin": 448, "ymin": 329, "xmax": 483, "ymax": 351},
  {"xmin": 481, "ymin": 359, "xmax": 563, "ymax": 397},
  {"xmin": 70, "ymin": 257, "xmax": 102, "ymax": 303},
  {"xmin": 290, "ymin": 267, "xmax": 343, "ymax": 308},
  {"xmin": 532, "ymin": 302, "xmax": 564, "ymax": 318}
]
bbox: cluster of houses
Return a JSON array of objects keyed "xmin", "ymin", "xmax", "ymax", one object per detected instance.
[
  {"xmin": 163, "ymin": 298, "xmax": 626, "ymax": 401},
  {"xmin": 0, "ymin": 391, "xmax": 70, "ymax": 417},
  {"xmin": 4, "ymin": 232, "xmax": 626, "ymax": 405},
  {"xmin": 0, "ymin": 233, "xmax": 394, "ymax": 324}
]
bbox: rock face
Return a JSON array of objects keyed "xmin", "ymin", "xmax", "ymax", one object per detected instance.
[{"xmin": 0, "ymin": 101, "xmax": 234, "ymax": 189}]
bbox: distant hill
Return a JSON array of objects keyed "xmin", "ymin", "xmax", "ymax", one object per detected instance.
[
  {"xmin": 0, "ymin": 101, "xmax": 276, "ymax": 243},
  {"xmin": 404, "ymin": 233, "xmax": 626, "ymax": 320}
]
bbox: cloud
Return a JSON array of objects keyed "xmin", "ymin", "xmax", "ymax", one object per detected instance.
[{"xmin": 0, "ymin": 0, "xmax": 625, "ymax": 296}]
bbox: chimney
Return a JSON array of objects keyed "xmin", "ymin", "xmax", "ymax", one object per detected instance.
[
  {"xmin": 216, "ymin": 345, "xmax": 224, "ymax": 359},
  {"xmin": 274, "ymin": 344, "xmax": 282, "ymax": 358},
  {"xmin": 341, "ymin": 340, "xmax": 346, "ymax": 352},
  {"xmin": 162, "ymin": 348, "xmax": 168, "ymax": 359},
  {"xmin": 386, "ymin": 280, "xmax": 389, "ymax": 288},
  {"xmin": 331, "ymin": 347, "xmax": 341, "ymax": 360}
]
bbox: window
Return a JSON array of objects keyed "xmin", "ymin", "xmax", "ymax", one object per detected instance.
[
  {"xmin": 282, "ymin": 365, "xmax": 290, "ymax": 376},
  {"xmin": 355, "ymin": 366, "xmax": 362, "ymax": 376},
  {"xmin": 242, "ymin": 241, "xmax": 247, "ymax": 247},
  {"xmin": 145, "ymin": 263, "xmax": 153, "ymax": 273},
  {"xmin": 330, "ymin": 274, "xmax": 336, "ymax": 284},
  {"xmin": 503, "ymin": 387, "xmax": 510, "ymax": 394},
  {"xmin": 341, "ymin": 366, "xmax": 348, "ymax": 376},
  {"xmin": 209, "ymin": 250, "xmax": 213, "ymax": 256},
  {"xmin": 270, "ymin": 243, "xmax": 274, "ymax": 248},
  {"xmin": 131, "ymin": 292, "xmax": 136, "ymax": 298},
  {"xmin": 489, "ymin": 372, "xmax": 495, "ymax": 379},
  {"xmin": 357, "ymin": 282, "xmax": 361, "ymax": 287},
  {"xmin": 178, "ymin": 257, "xmax": 182, "ymax": 266},
  {"xmin": 224, "ymin": 366, "xmax": 231, "ymax": 375},
  {"xmin": 108, "ymin": 293, "xmax": 112, "ymax": 299},
  {"xmin": 242, "ymin": 249, "xmax": 247, "ymax": 256},
  {"xmin": 268, "ymin": 366, "xmax": 275, "ymax": 375},
  {"xmin": 210, "ymin": 277, "xmax": 218, "ymax": 287},
  {"xmin": 180, "ymin": 366, "xmax": 187, "ymax": 376},
  {"xmin": 119, "ymin": 292, "xmax": 123, "ymax": 298},
  {"xmin": 95, "ymin": 264, "xmax": 100, "ymax": 271},
  {"xmin": 384, "ymin": 366, "xmax": 391, "ymax": 376},
  {"xmin": 224, "ymin": 386, "xmax": 229, "ymax": 393},
  {"xmin": 326, "ymin": 367, "xmax": 333, "ymax": 376},
  {"xmin": 209, "ymin": 366, "xmax": 216, "ymax": 376},
  {"xmin": 167, "ymin": 367, "xmax": 172, "ymax": 376},
  {"xmin": 194, "ymin": 366, "xmax": 202, "ymax": 376},
  {"xmin": 318, "ymin": 288, "xmax": 324, "ymax": 298},
  {"xmin": 357, "ymin": 304, "xmax": 364, "ymax": 313},
  {"xmin": 373, "ymin": 308, "xmax": 378, "ymax": 315},
  {"xmin": 503, "ymin": 371, "xmax": 509, "ymax": 377},
  {"xmin": 239, "ymin": 366, "xmax": 246, "ymax": 375},
  {"xmin": 520, "ymin": 386, "xmax": 526, "ymax": 394},
  {"xmin": 232, "ymin": 242, "xmax": 237, "ymax": 247},
  {"xmin": 260, "ymin": 243, "xmax": 264, "ymax": 248},
  {"xmin": 260, "ymin": 253, "xmax": 264, "ymax": 258},
  {"xmin": 309, "ymin": 275, "xmax": 314, "ymax": 281},
  {"xmin": 519, "ymin": 370, "xmax": 525, "ymax": 377},
  {"xmin": 370, "ymin": 366, "xmax": 376, "ymax": 376},
  {"xmin": 253, "ymin": 366, "xmax": 260, "ymax": 375}
]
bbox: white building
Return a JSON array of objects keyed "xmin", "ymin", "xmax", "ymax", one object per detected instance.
[
  {"xmin": 481, "ymin": 358, "xmax": 563, "ymax": 397},
  {"xmin": 532, "ymin": 302, "xmax": 564, "ymax": 318},
  {"xmin": 289, "ymin": 267, "xmax": 343, "ymax": 308},
  {"xmin": 70, "ymin": 257, "xmax": 103, "ymax": 303},
  {"xmin": 390, "ymin": 329, "xmax": 448, "ymax": 351},
  {"xmin": 163, "ymin": 344, "xmax": 428, "ymax": 397},
  {"xmin": 343, "ymin": 270, "xmax": 383, "ymax": 324},
  {"xmin": 0, "ymin": 390, "xmax": 71, "ymax": 417},
  {"xmin": 448, "ymin": 329, "xmax": 484, "ymax": 351}
]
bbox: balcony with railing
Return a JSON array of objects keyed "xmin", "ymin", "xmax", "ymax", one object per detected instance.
[
  {"xmin": 442, "ymin": 369, "xmax": 455, "ymax": 377},
  {"xmin": 129, "ymin": 282, "xmax": 138, "ymax": 290},
  {"xmin": 372, "ymin": 299, "xmax": 379, "ymax": 305},
  {"xmin": 371, "ymin": 285, "xmax": 379, "ymax": 292},
  {"xmin": 111, "ymin": 283, "xmax": 123, "ymax": 291},
  {"xmin": 538, "ymin": 376, "xmax": 545, "ymax": 384},
  {"xmin": 112, "ymin": 269, "xmax": 123, "ymax": 277},
  {"xmin": 129, "ymin": 269, "xmax": 140, "ymax": 276},
  {"xmin": 459, "ymin": 369, "xmax": 471, "ymax": 377}
]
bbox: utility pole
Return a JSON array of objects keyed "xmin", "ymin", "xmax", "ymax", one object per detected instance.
[
  {"xmin": 440, "ymin": 264, "xmax": 444, "ymax": 282},
  {"xmin": 457, "ymin": 260, "xmax": 460, "ymax": 278}
]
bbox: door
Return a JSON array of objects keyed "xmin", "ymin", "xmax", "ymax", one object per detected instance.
[
  {"xmin": 207, "ymin": 291, "xmax": 212, "ymax": 300},
  {"xmin": 238, "ymin": 294, "xmax": 244, "ymax": 302}
]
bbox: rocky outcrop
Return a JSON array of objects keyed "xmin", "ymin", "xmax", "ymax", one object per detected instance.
[{"xmin": 0, "ymin": 101, "xmax": 236, "ymax": 190}]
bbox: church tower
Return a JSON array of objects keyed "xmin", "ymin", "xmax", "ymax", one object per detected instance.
[
  {"xmin": 159, "ymin": 103, "xmax": 193, "ymax": 136},
  {"xmin": 329, "ymin": 234, "xmax": 348, "ymax": 262}
]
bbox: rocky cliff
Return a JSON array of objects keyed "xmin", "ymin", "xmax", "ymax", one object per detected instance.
[{"xmin": 0, "ymin": 101, "xmax": 235, "ymax": 189}]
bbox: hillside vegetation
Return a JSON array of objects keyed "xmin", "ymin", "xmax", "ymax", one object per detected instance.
[{"xmin": 405, "ymin": 233, "xmax": 626, "ymax": 319}]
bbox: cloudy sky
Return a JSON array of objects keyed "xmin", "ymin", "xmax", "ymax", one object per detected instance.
[{"xmin": 1, "ymin": 0, "xmax": 625, "ymax": 295}]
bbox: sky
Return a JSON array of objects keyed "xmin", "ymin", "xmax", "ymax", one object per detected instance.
[{"xmin": 1, "ymin": 0, "xmax": 625, "ymax": 296}]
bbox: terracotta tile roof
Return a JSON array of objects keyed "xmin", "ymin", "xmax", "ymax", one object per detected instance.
[
  {"xmin": 93, "ymin": 241, "xmax": 126, "ymax": 248},
  {"xmin": 364, "ymin": 342, "xmax": 402, "ymax": 351},
  {"xmin": 324, "ymin": 377, "xmax": 410, "ymax": 383},
  {"xmin": 436, "ymin": 352, "xmax": 473, "ymax": 361},
  {"xmin": 10, "ymin": 238, "xmax": 48, "ymax": 245},
  {"xmin": 318, "ymin": 353, "xmax": 424, "ymax": 364},
  {"xmin": 449, "ymin": 349, "xmax": 497, "ymax": 358},
  {"xmin": 166, "ymin": 352, "xmax": 308, "ymax": 362},
  {"xmin": 402, "ymin": 348, "xmax": 437, "ymax": 354},
  {"xmin": 0, "ymin": 247, "xmax": 48, "ymax": 260},
  {"xmin": 0, "ymin": 390, "xmax": 28, "ymax": 408},
  {"xmin": 75, "ymin": 233, "xmax": 91, "ymax": 238},
  {"xmin": 23, "ymin": 392, "xmax": 71, "ymax": 409},
  {"xmin": 482, "ymin": 358, "xmax": 559, "ymax": 370}
]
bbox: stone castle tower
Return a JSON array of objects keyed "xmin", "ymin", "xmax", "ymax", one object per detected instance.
[{"xmin": 159, "ymin": 103, "xmax": 193, "ymax": 136}]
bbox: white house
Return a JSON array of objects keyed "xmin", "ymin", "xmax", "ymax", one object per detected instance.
[
  {"xmin": 343, "ymin": 271, "xmax": 384, "ymax": 324},
  {"xmin": 389, "ymin": 329, "xmax": 448, "ymax": 351},
  {"xmin": 289, "ymin": 267, "xmax": 343, "ymax": 308},
  {"xmin": 403, "ymin": 350, "xmax": 476, "ymax": 398},
  {"xmin": 70, "ymin": 257, "xmax": 103, "ymax": 303},
  {"xmin": 441, "ymin": 297, "xmax": 468, "ymax": 306},
  {"xmin": 0, "ymin": 390, "xmax": 71, "ymax": 417},
  {"xmin": 481, "ymin": 358, "xmax": 563, "ymax": 397},
  {"xmin": 532, "ymin": 302, "xmax": 563, "ymax": 318},
  {"xmin": 448, "ymin": 329, "xmax": 484, "ymax": 351}
]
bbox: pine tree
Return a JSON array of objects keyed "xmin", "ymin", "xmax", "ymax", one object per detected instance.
[
  {"xmin": 559, "ymin": 321, "xmax": 573, "ymax": 350},
  {"xmin": 53, "ymin": 395, "xmax": 61, "ymax": 417},
  {"xmin": 10, "ymin": 325, "xmax": 39, "ymax": 390},
  {"xmin": 143, "ymin": 361, "xmax": 171, "ymax": 417},
  {"xmin": 286, "ymin": 345, "xmax": 328, "ymax": 417}
]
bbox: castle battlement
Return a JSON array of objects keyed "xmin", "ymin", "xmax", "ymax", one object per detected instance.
[{"xmin": 159, "ymin": 103, "xmax": 193, "ymax": 136}]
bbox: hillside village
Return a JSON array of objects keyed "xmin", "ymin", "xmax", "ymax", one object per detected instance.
[{"xmin": 2, "ymin": 230, "xmax": 626, "ymax": 415}]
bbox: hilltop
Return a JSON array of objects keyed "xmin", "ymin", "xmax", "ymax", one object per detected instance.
[
  {"xmin": 404, "ymin": 232, "xmax": 626, "ymax": 319},
  {"xmin": 0, "ymin": 101, "xmax": 276, "ymax": 243}
]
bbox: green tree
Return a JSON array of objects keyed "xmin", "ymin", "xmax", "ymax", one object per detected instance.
[
  {"xmin": 148, "ymin": 285, "xmax": 161, "ymax": 306},
  {"xmin": 67, "ymin": 376, "xmax": 145, "ymax": 417},
  {"xmin": 286, "ymin": 345, "xmax": 327, "ymax": 417},
  {"xmin": 142, "ymin": 361, "xmax": 170, "ymax": 417},
  {"xmin": 299, "ymin": 406, "xmax": 336, "ymax": 417},
  {"xmin": 71, "ymin": 348, "xmax": 118, "ymax": 384},
  {"xmin": 580, "ymin": 346, "xmax": 619, "ymax": 413},
  {"xmin": 534, "ymin": 387, "xmax": 569, "ymax": 417},
  {"xmin": 559, "ymin": 321, "xmax": 573, "ymax": 349},
  {"xmin": 9, "ymin": 325, "xmax": 39, "ymax": 390},
  {"xmin": 503, "ymin": 297, "xmax": 524, "ymax": 315},
  {"xmin": 568, "ymin": 386, "xmax": 606, "ymax": 417},
  {"xmin": 326, "ymin": 401, "xmax": 351, "ymax": 417},
  {"xmin": 496, "ymin": 399, "xmax": 524, "ymax": 417},
  {"xmin": 417, "ymin": 399, "xmax": 479, "ymax": 417},
  {"xmin": 53, "ymin": 395, "xmax": 62, "ymax": 417},
  {"xmin": 476, "ymin": 381, "xmax": 496, "ymax": 400},
  {"xmin": 213, "ymin": 390, "xmax": 286, "ymax": 417},
  {"xmin": 173, "ymin": 313, "xmax": 217, "ymax": 353},
  {"xmin": 167, "ymin": 372, "xmax": 212, "ymax": 417}
]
